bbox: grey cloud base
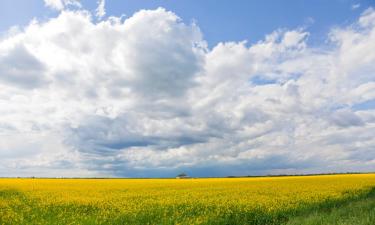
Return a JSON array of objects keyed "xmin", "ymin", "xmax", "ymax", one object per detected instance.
[{"xmin": 0, "ymin": 8, "xmax": 374, "ymax": 177}]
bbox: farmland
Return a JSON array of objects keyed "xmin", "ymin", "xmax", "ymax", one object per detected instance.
[{"xmin": 1, "ymin": 174, "xmax": 375, "ymax": 224}]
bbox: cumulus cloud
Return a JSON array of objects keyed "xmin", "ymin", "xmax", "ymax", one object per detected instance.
[
  {"xmin": 44, "ymin": 0, "xmax": 81, "ymax": 11},
  {"xmin": 0, "ymin": 43, "xmax": 47, "ymax": 89},
  {"xmin": 0, "ymin": 7, "xmax": 374, "ymax": 177}
]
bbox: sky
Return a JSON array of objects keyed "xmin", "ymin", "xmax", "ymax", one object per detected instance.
[{"xmin": 0, "ymin": 0, "xmax": 374, "ymax": 177}]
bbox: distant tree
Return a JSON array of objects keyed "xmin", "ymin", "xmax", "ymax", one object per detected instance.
[{"xmin": 177, "ymin": 172, "xmax": 187, "ymax": 177}]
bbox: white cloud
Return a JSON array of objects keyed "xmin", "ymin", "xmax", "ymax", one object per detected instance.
[
  {"xmin": 0, "ymin": 7, "xmax": 374, "ymax": 177},
  {"xmin": 96, "ymin": 0, "xmax": 106, "ymax": 19},
  {"xmin": 44, "ymin": 0, "xmax": 81, "ymax": 11},
  {"xmin": 352, "ymin": 3, "xmax": 361, "ymax": 10}
]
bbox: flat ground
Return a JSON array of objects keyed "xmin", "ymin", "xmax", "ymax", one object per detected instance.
[{"xmin": 1, "ymin": 174, "xmax": 375, "ymax": 224}]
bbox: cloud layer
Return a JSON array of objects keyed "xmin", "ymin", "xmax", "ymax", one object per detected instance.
[{"xmin": 0, "ymin": 7, "xmax": 374, "ymax": 177}]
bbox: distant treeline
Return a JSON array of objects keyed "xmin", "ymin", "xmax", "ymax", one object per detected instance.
[{"xmin": 0, "ymin": 171, "xmax": 374, "ymax": 179}]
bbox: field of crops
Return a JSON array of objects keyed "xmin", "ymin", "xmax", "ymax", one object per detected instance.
[{"xmin": 1, "ymin": 174, "xmax": 375, "ymax": 224}]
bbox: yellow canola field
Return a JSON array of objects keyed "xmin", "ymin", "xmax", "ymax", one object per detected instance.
[{"xmin": 1, "ymin": 174, "xmax": 375, "ymax": 224}]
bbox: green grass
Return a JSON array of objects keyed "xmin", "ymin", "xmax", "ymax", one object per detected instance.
[{"xmin": 285, "ymin": 188, "xmax": 375, "ymax": 225}]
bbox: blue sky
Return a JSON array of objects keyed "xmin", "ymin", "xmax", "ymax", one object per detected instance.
[
  {"xmin": 0, "ymin": 1, "xmax": 374, "ymax": 177},
  {"xmin": 1, "ymin": 0, "xmax": 374, "ymax": 47}
]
